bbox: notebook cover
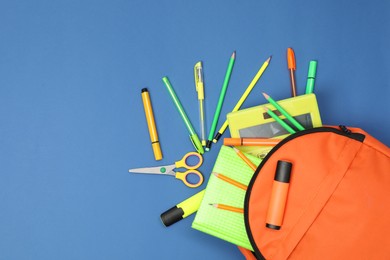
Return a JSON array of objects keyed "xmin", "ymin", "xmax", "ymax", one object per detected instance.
[{"xmin": 192, "ymin": 145, "xmax": 262, "ymax": 250}]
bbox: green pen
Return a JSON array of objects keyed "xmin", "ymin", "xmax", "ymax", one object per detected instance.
[
  {"xmin": 305, "ymin": 60, "xmax": 317, "ymax": 94},
  {"xmin": 262, "ymin": 92, "xmax": 305, "ymax": 131},
  {"xmin": 264, "ymin": 107, "xmax": 296, "ymax": 134},
  {"xmin": 206, "ymin": 51, "xmax": 236, "ymax": 151},
  {"xmin": 162, "ymin": 76, "xmax": 204, "ymax": 154}
]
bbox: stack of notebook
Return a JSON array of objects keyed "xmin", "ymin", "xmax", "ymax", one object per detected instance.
[{"xmin": 192, "ymin": 145, "xmax": 261, "ymax": 250}]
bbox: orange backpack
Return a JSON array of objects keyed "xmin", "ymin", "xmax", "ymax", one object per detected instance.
[{"xmin": 244, "ymin": 126, "xmax": 390, "ymax": 259}]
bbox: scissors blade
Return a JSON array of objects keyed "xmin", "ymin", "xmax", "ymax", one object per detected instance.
[{"xmin": 128, "ymin": 165, "xmax": 175, "ymax": 175}]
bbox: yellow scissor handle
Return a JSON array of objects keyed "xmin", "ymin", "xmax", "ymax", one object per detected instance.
[
  {"xmin": 175, "ymin": 152, "xmax": 203, "ymax": 170},
  {"xmin": 175, "ymin": 170, "xmax": 204, "ymax": 188}
]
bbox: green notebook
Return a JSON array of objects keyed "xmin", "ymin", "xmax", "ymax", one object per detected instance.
[{"xmin": 192, "ymin": 145, "xmax": 262, "ymax": 250}]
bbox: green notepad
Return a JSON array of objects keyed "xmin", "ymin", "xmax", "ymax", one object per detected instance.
[{"xmin": 192, "ymin": 145, "xmax": 262, "ymax": 250}]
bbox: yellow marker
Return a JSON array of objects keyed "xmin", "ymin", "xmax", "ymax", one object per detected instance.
[
  {"xmin": 194, "ymin": 61, "xmax": 206, "ymax": 146},
  {"xmin": 160, "ymin": 190, "xmax": 205, "ymax": 226},
  {"xmin": 213, "ymin": 56, "xmax": 271, "ymax": 143},
  {"xmin": 141, "ymin": 88, "xmax": 163, "ymax": 160}
]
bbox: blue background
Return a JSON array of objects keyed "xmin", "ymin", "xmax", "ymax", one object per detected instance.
[{"xmin": 1, "ymin": 0, "xmax": 389, "ymax": 259}]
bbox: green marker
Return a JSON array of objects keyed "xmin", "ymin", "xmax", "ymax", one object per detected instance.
[
  {"xmin": 162, "ymin": 76, "xmax": 204, "ymax": 154},
  {"xmin": 264, "ymin": 107, "xmax": 296, "ymax": 134},
  {"xmin": 305, "ymin": 60, "xmax": 317, "ymax": 94},
  {"xmin": 206, "ymin": 51, "xmax": 236, "ymax": 151},
  {"xmin": 262, "ymin": 92, "xmax": 305, "ymax": 131}
]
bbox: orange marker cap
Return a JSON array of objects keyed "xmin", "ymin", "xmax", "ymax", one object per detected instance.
[
  {"xmin": 223, "ymin": 138, "xmax": 242, "ymax": 146},
  {"xmin": 287, "ymin": 48, "xmax": 296, "ymax": 70}
]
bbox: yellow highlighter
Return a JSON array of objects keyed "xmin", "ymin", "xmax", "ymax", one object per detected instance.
[
  {"xmin": 194, "ymin": 61, "xmax": 206, "ymax": 146},
  {"xmin": 160, "ymin": 190, "xmax": 205, "ymax": 226},
  {"xmin": 141, "ymin": 88, "xmax": 163, "ymax": 160}
]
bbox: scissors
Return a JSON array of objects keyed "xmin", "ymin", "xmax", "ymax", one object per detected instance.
[{"xmin": 128, "ymin": 152, "xmax": 204, "ymax": 188}]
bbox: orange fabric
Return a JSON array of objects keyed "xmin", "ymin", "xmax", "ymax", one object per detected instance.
[
  {"xmin": 245, "ymin": 128, "xmax": 390, "ymax": 259},
  {"xmin": 238, "ymin": 246, "xmax": 257, "ymax": 260}
]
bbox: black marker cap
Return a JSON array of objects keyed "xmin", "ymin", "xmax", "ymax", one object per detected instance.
[
  {"xmin": 141, "ymin": 88, "xmax": 148, "ymax": 93},
  {"xmin": 205, "ymin": 140, "xmax": 212, "ymax": 151},
  {"xmin": 275, "ymin": 160, "xmax": 292, "ymax": 183},
  {"xmin": 266, "ymin": 223, "xmax": 281, "ymax": 230},
  {"xmin": 160, "ymin": 206, "xmax": 185, "ymax": 227},
  {"xmin": 213, "ymin": 132, "xmax": 222, "ymax": 143}
]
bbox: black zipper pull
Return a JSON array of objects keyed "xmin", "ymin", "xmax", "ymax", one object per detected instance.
[{"xmin": 339, "ymin": 125, "xmax": 352, "ymax": 134}]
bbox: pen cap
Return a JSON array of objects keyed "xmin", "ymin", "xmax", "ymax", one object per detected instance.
[
  {"xmin": 308, "ymin": 60, "xmax": 318, "ymax": 78},
  {"xmin": 152, "ymin": 142, "xmax": 163, "ymax": 161},
  {"xmin": 287, "ymin": 48, "xmax": 296, "ymax": 70},
  {"xmin": 160, "ymin": 206, "xmax": 185, "ymax": 227},
  {"xmin": 275, "ymin": 160, "xmax": 292, "ymax": 183},
  {"xmin": 223, "ymin": 138, "xmax": 242, "ymax": 146}
]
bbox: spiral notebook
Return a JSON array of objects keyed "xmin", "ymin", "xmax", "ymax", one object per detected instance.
[{"xmin": 192, "ymin": 145, "xmax": 262, "ymax": 250}]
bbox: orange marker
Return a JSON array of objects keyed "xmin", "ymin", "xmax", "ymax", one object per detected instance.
[
  {"xmin": 213, "ymin": 172, "xmax": 247, "ymax": 190},
  {"xmin": 266, "ymin": 160, "xmax": 292, "ymax": 230},
  {"xmin": 224, "ymin": 137, "xmax": 280, "ymax": 146},
  {"xmin": 209, "ymin": 203, "xmax": 244, "ymax": 214},
  {"xmin": 232, "ymin": 147, "xmax": 257, "ymax": 171},
  {"xmin": 287, "ymin": 47, "xmax": 297, "ymax": 97},
  {"xmin": 141, "ymin": 88, "xmax": 163, "ymax": 160}
]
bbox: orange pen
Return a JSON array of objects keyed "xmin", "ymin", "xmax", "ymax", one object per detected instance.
[
  {"xmin": 141, "ymin": 88, "xmax": 163, "ymax": 160},
  {"xmin": 266, "ymin": 160, "xmax": 292, "ymax": 230},
  {"xmin": 224, "ymin": 137, "xmax": 280, "ymax": 146},
  {"xmin": 287, "ymin": 47, "xmax": 297, "ymax": 97}
]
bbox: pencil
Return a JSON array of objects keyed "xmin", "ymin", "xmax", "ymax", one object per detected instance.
[
  {"xmin": 262, "ymin": 92, "xmax": 305, "ymax": 131},
  {"xmin": 206, "ymin": 51, "xmax": 236, "ymax": 151},
  {"xmin": 212, "ymin": 172, "xmax": 247, "ymax": 190},
  {"xmin": 232, "ymin": 147, "xmax": 257, "ymax": 171},
  {"xmin": 212, "ymin": 56, "xmax": 272, "ymax": 143},
  {"xmin": 209, "ymin": 203, "xmax": 244, "ymax": 214},
  {"xmin": 264, "ymin": 107, "xmax": 296, "ymax": 134}
]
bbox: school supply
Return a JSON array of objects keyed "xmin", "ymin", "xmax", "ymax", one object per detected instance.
[
  {"xmin": 287, "ymin": 47, "xmax": 297, "ymax": 96},
  {"xmin": 213, "ymin": 172, "xmax": 247, "ymax": 190},
  {"xmin": 232, "ymin": 147, "xmax": 257, "ymax": 171},
  {"xmin": 161, "ymin": 190, "xmax": 205, "ymax": 227},
  {"xmin": 262, "ymin": 92, "xmax": 305, "ymax": 131},
  {"xmin": 209, "ymin": 203, "xmax": 244, "ymax": 214},
  {"xmin": 265, "ymin": 160, "xmax": 292, "ymax": 230},
  {"xmin": 227, "ymin": 93, "xmax": 322, "ymax": 158},
  {"xmin": 194, "ymin": 61, "xmax": 206, "ymax": 146},
  {"xmin": 192, "ymin": 146, "xmax": 261, "ymax": 250},
  {"xmin": 224, "ymin": 137, "xmax": 281, "ymax": 147},
  {"xmin": 206, "ymin": 51, "xmax": 236, "ymax": 151},
  {"xmin": 128, "ymin": 152, "xmax": 204, "ymax": 188},
  {"xmin": 141, "ymin": 88, "xmax": 163, "ymax": 160},
  {"xmin": 245, "ymin": 126, "xmax": 390, "ymax": 259},
  {"xmin": 264, "ymin": 107, "xmax": 297, "ymax": 134},
  {"xmin": 162, "ymin": 76, "xmax": 204, "ymax": 154},
  {"xmin": 213, "ymin": 56, "xmax": 271, "ymax": 144},
  {"xmin": 305, "ymin": 60, "xmax": 317, "ymax": 94}
]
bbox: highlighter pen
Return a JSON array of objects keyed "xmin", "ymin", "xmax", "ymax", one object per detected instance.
[
  {"xmin": 287, "ymin": 48, "xmax": 297, "ymax": 97},
  {"xmin": 160, "ymin": 190, "xmax": 205, "ymax": 227},
  {"xmin": 194, "ymin": 61, "xmax": 206, "ymax": 146},
  {"xmin": 305, "ymin": 60, "xmax": 318, "ymax": 94},
  {"xmin": 206, "ymin": 51, "xmax": 236, "ymax": 151},
  {"xmin": 266, "ymin": 160, "xmax": 292, "ymax": 230},
  {"xmin": 162, "ymin": 77, "xmax": 204, "ymax": 154},
  {"xmin": 141, "ymin": 88, "xmax": 163, "ymax": 160}
]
